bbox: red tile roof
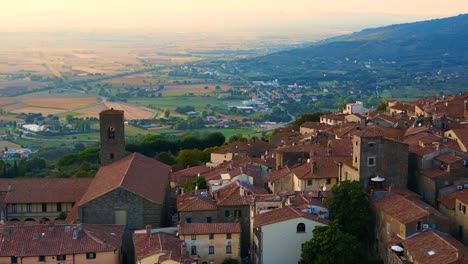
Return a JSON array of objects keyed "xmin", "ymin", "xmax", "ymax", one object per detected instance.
[
  {"xmin": 374, "ymin": 193, "xmax": 430, "ymax": 224},
  {"xmin": 438, "ymin": 189, "xmax": 468, "ymax": 210},
  {"xmin": 213, "ymin": 181, "xmax": 268, "ymax": 207},
  {"xmin": 420, "ymin": 168, "xmax": 448, "ymax": 179},
  {"xmin": 77, "ymin": 152, "xmax": 171, "ymax": 206},
  {"xmin": 402, "ymin": 230, "xmax": 468, "ymax": 264},
  {"xmin": 0, "ymin": 224, "xmax": 124, "ymax": 256},
  {"xmin": 178, "ymin": 222, "xmax": 241, "ymax": 235},
  {"xmin": 403, "ymin": 133, "xmax": 441, "ymax": 147},
  {"xmin": 170, "ymin": 165, "xmax": 212, "ymax": 184},
  {"xmin": 265, "ymin": 166, "xmax": 292, "ymax": 183},
  {"xmin": 177, "ymin": 191, "xmax": 217, "ymax": 212},
  {"xmin": 0, "ymin": 178, "xmax": 92, "ymax": 204},
  {"xmin": 448, "ymin": 128, "xmax": 468, "ymax": 150},
  {"xmin": 133, "ymin": 232, "xmax": 191, "ymax": 262},
  {"xmin": 435, "ymin": 153, "xmax": 462, "ymax": 164},
  {"xmin": 253, "ymin": 206, "xmax": 328, "ymax": 228},
  {"xmin": 291, "ymin": 157, "xmax": 350, "ymax": 180}
]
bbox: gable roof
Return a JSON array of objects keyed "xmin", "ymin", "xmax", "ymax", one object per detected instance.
[
  {"xmin": 133, "ymin": 232, "xmax": 190, "ymax": 262},
  {"xmin": 253, "ymin": 206, "xmax": 328, "ymax": 228},
  {"xmin": 0, "ymin": 224, "xmax": 124, "ymax": 257},
  {"xmin": 265, "ymin": 166, "xmax": 292, "ymax": 183},
  {"xmin": 402, "ymin": 230, "xmax": 468, "ymax": 264},
  {"xmin": 170, "ymin": 165, "xmax": 212, "ymax": 184},
  {"xmin": 0, "ymin": 178, "xmax": 92, "ymax": 204},
  {"xmin": 178, "ymin": 223, "xmax": 241, "ymax": 235},
  {"xmin": 213, "ymin": 181, "xmax": 268, "ymax": 207},
  {"xmin": 177, "ymin": 190, "xmax": 217, "ymax": 212},
  {"xmin": 439, "ymin": 189, "xmax": 468, "ymax": 210},
  {"xmin": 77, "ymin": 152, "xmax": 171, "ymax": 206},
  {"xmin": 374, "ymin": 193, "xmax": 430, "ymax": 224}
]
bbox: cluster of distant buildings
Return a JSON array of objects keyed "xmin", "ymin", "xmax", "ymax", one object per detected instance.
[{"xmin": 0, "ymin": 93, "xmax": 467, "ymax": 264}]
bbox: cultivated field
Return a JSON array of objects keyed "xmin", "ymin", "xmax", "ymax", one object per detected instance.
[
  {"xmin": 76, "ymin": 102, "xmax": 155, "ymax": 120},
  {"xmin": 20, "ymin": 97, "xmax": 98, "ymax": 110}
]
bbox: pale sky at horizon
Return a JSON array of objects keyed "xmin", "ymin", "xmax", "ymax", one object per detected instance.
[{"xmin": 1, "ymin": 0, "xmax": 467, "ymax": 32}]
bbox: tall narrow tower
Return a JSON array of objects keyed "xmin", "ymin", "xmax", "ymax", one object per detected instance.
[{"xmin": 99, "ymin": 109, "xmax": 126, "ymax": 166}]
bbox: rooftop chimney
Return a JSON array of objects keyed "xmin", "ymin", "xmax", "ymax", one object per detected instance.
[{"xmin": 146, "ymin": 224, "xmax": 152, "ymax": 236}]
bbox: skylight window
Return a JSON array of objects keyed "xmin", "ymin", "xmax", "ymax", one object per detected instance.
[{"xmin": 426, "ymin": 250, "xmax": 435, "ymax": 256}]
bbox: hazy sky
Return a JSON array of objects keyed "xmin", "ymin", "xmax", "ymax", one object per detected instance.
[{"xmin": 1, "ymin": 0, "xmax": 467, "ymax": 32}]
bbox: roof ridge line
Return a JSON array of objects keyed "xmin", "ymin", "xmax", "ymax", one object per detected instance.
[{"xmin": 119, "ymin": 153, "xmax": 135, "ymax": 187}]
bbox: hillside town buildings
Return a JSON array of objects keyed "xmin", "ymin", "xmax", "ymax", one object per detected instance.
[{"xmin": 0, "ymin": 93, "xmax": 466, "ymax": 263}]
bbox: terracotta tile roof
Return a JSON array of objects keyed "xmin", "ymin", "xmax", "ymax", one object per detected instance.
[
  {"xmin": 420, "ymin": 168, "xmax": 448, "ymax": 179},
  {"xmin": 213, "ymin": 140, "xmax": 275, "ymax": 155},
  {"xmin": 424, "ymin": 97, "xmax": 466, "ymax": 119},
  {"xmin": 77, "ymin": 152, "xmax": 171, "ymax": 206},
  {"xmin": 0, "ymin": 178, "xmax": 92, "ymax": 204},
  {"xmin": 213, "ymin": 181, "xmax": 268, "ymax": 207},
  {"xmin": 177, "ymin": 190, "xmax": 217, "ymax": 212},
  {"xmin": 404, "ymin": 125, "xmax": 431, "ymax": 138},
  {"xmin": 435, "ymin": 153, "xmax": 463, "ymax": 164},
  {"xmin": 275, "ymin": 143, "xmax": 315, "ymax": 154},
  {"xmin": 438, "ymin": 189, "xmax": 468, "ymax": 210},
  {"xmin": 320, "ymin": 113, "xmax": 346, "ymax": 121},
  {"xmin": 292, "ymin": 157, "xmax": 350, "ymax": 180},
  {"xmin": 300, "ymin": 122, "xmax": 332, "ymax": 131},
  {"xmin": 402, "ymin": 230, "xmax": 468, "ymax": 264},
  {"xmin": 449, "ymin": 189, "xmax": 468, "ymax": 206},
  {"xmin": 265, "ymin": 166, "xmax": 292, "ymax": 182},
  {"xmin": 403, "ymin": 133, "xmax": 441, "ymax": 147},
  {"xmin": 373, "ymin": 113, "xmax": 399, "ymax": 124},
  {"xmin": 0, "ymin": 224, "xmax": 124, "ymax": 257},
  {"xmin": 374, "ymin": 193, "xmax": 430, "ymax": 224},
  {"xmin": 355, "ymin": 126, "xmax": 386, "ymax": 138},
  {"xmin": 410, "ymin": 145, "xmax": 438, "ymax": 157},
  {"xmin": 448, "ymin": 128, "xmax": 468, "ymax": 150},
  {"xmin": 389, "ymin": 102, "xmax": 414, "ymax": 112},
  {"xmin": 170, "ymin": 165, "xmax": 212, "ymax": 184},
  {"xmin": 133, "ymin": 232, "xmax": 190, "ymax": 262},
  {"xmin": 179, "ymin": 222, "xmax": 241, "ymax": 235},
  {"xmin": 253, "ymin": 206, "xmax": 328, "ymax": 228}
]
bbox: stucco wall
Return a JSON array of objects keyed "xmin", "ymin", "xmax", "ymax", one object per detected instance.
[{"xmin": 259, "ymin": 217, "xmax": 325, "ymax": 264}]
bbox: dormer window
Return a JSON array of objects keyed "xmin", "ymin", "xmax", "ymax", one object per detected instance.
[{"xmin": 108, "ymin": 127, "xmax": 115, "ymax": 139}]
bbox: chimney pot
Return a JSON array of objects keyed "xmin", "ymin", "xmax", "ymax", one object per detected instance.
[{"xmin": 145, "ymin": 225, "xmax": 152, "ymax": 236}]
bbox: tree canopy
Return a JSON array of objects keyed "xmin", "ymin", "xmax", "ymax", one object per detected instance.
[
  {"xmin": 325, "ymin": 180, "xmax": 371, "ymax": 241},
  {"xmin": 301, "ymin": 221, "xmax": 362, "ymax": 264}
]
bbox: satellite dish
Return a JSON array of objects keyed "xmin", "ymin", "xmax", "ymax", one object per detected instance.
[
  {"xmin": 391, "ymin": 245, "xmax": 404, "ymax": 252},
  {"xmin": 322, "ymin": 186, "xmax": 327, "ymax": 191}
]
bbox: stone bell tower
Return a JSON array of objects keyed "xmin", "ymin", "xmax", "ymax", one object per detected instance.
[{"xmin": 99, "ymin": 108, "xmax": 126, "ymax": 166}]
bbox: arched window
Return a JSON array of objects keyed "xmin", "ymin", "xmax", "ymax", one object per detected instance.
[
  {"xmin": 108, "ymin": 127, "xmax": 115, "ymax": 139},
  {"xmin": 297, "ymin": 223, "xmax": 306, "ymax": 233}
]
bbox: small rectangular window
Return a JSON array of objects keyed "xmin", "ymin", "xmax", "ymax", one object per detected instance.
[
  {"xmin": 26, "ymin": 203, "xmax": 32, "ymax": 213},
  {"xmin": 225, "ymin": 210, "xmax": 230, "ymax": 217},
  {"xmin": 11, "ymin": 203, "xmax": 17, "ymax": 213},
  {"xmin": 11, "ymin": 256, "xmax": 18, "ymax": 264},
  {"xmin": 326, "ymin": 179, "xmax": 331, "ymax": 185},
  {"xmin": 355, "ymin": 157, "xmax": 358, "ymax": 163},
  {"xmin": 56, "ymin": 203, "xmax": 62, "ymax": 212},
  {"xmin": 57, "ymin": 255, "xmax": 66, "ymax": 261},
  {"xmin": 209, "ymin": 234, "xmax": 214, "ymax": 240},
  {"xmin": 307, "ymin": 180, "xmax": 312, "ymax": 186},
  {"xmin": 369, "ymin": 142, "xmax": 375, "ymax": 148},
  {"xmin": 191, "ymin": 234, "xmax": 196, "ymax": 240},
  {"xmin": 226, "ymin": 245, "xmax": 232, "ymax": 254},
  {"xmin": 417, "ymin": 221, "xmax": 422, "ymax": 231},
  {"xmin": 207, "ymin": 217, "xmax": 212, "ymax": 223},
  {"xmin": 227, "ymin": 233, "xmax": 232, "ymax": 239},
  {"xmin": 191, "ymin": 246, "xmax": 197, "ymax": 255},
  {"xmin": 42, "ymin": 203, "xmax": 47, "ymax": 212},
  {"xmin": 38, "ymin": 256, "xmax": 45, "ymax": 262},
  {"xmin": 209, "ymin": 246, "xmax": 214, "ymax": 254},
  {"xmin": 86, "ymin": 252, "xmax": 96, "ymax": 259},
  {"xmin": 186, "ymin": 217, "xmax": 192, "ymax": 223},
  {"xmin": 234, "ymin": 210, "xmax": 242, "ymax": 217},
  {"xmin": 368, "ymin": 157, "xmax": 375, "ymax": 167}
]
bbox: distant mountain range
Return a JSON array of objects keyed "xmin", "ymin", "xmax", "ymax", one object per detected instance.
[{"xmin": 234, "ymin": 14, "xmax": 468, "ymax": 83}]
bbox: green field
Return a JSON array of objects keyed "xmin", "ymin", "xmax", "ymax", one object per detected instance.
[
  {"xmin": 149, "ymin": 127, "xmax": 261, "ymax": 140},
  {"xmin": 129, "ymin": 96, "xmax": 237, "ymax": 110}
]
